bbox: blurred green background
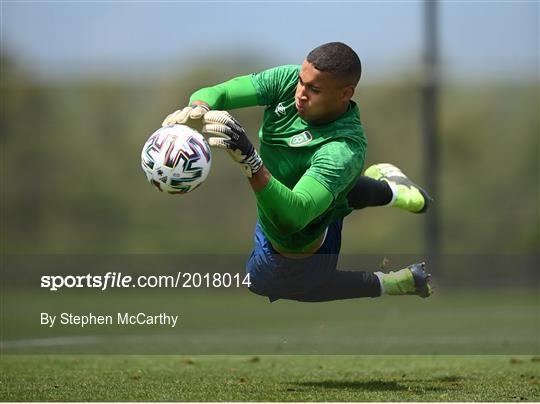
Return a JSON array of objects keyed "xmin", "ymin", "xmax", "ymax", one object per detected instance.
[
  {"xmin": 2, "ymin": 57, "xmax": 537, "ymax": 255},
  {"xmin": 1, "ymin": 1, "xmax": 538, "ymax": 363},
  {"xmin": 1, "ymin": 2, "xmax": 538, "ymax": 256}
]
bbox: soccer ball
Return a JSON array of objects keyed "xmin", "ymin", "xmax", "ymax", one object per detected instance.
[{"xmin": 141, "ymin": 125, "xmax": 211, "ymax": 194}]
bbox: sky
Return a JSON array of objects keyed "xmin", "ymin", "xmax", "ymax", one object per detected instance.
[{"xmin": 1, "ymin": 1, "xmax": 538, "ymax": 83}]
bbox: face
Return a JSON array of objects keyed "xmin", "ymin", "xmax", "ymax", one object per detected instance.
[{"xmin": 295, "ymin": 60, "xmax": 354, "ymax": 124}]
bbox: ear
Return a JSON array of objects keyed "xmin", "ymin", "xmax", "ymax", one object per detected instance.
[{"xmin": 342, "ymin": 85, "xmax": 355, "ymax": 101}]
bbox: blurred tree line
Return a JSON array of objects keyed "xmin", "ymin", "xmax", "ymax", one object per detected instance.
[{"xmin": 1, "ymin": 52, "xmax": 538, "ymax": 254}]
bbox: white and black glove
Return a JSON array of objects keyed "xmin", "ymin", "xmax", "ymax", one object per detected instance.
[
  {"xmin": 161, "ymin": 104, "xmax": 210, "ymax": 127},
  {"xmin": 202, "ymin": 111, "xmax": 263, "ymax": 178}
]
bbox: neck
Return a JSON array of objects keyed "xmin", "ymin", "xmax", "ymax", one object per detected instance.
[{"xmin": 310, "ymin": 101, "xmax": 350, "ymax": 125}]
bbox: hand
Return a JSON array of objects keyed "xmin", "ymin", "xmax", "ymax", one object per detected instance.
[
  {"xmin": 202, "ymin": 111, "xmax": 263, "ymax": 178},
  {"xmin": 161, "ymin": 104, "xmax": 210, "ymax": 127}
]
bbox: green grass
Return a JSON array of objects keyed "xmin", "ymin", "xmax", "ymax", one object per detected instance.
[
  {"xmin": 2, "ymin": 289, "xmax": 538, "ymax": 355},
  {"xmin": 2, "ymin": 287, "xmax": 538, "ymax": 400},
  {"xmin": 1, "ymin": 355, "xmax": 539, "ymax": 401}
]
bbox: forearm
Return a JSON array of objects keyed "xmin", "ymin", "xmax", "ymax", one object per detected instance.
[
  {"xmin": 163, "ymin": 76, "xmax": 259, "ymax": 129},
  {"xmin": 249, "ymin": 165, "xmax": 272, "ymax": 192},
  {"xmin": 189, "ymin": 75, "xmax": 260, "ymax": 110},
  {"xmin": 202, "ymin": 111, "xmax": 332, "ymax": 234},
  {"xmin": 252, "ymin": 169, "xmax": 333, "ymax": 236}
]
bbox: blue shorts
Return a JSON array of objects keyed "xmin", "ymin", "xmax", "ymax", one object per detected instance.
[{"xmin": 246, "ymin": 219, "xmax": 343, "ymax": 302}]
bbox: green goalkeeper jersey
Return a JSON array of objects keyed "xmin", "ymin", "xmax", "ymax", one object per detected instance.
[
  {"xmin": 251, "ymin": 65, "xmax": 367, "ymax": 251},
  {"xmin": 190, "ymin": 64, "xmax": 367, "ymax": 252}
]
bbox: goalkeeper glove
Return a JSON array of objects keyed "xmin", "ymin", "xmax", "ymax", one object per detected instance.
[
  {"xmin": 161, "ymin": 104, "xmax": 210, "ymax": 127},
  {"xmin": 202, "ymin": 111, "xmax": 263, "ymax": 178}
]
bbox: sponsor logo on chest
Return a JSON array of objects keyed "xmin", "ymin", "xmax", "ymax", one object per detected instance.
[{"xmin": 288, "ymin": 131, "xmax": 313, "ymax": 147}]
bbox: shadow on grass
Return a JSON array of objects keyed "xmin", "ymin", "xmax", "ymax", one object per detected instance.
[{"xmin": 292, "ymin": 380, "xmax": 446, "ymax": 392}]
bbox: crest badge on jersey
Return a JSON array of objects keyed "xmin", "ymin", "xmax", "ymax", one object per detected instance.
[{"xmin": 288, "ymin": 131, "xmax": 313, "ymax": 147}]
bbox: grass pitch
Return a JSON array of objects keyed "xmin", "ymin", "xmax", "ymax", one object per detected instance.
[
  {"xmin": 3, "ymin": 289, "xmax": 538, "ymax": 355},
  {"xmin": 2, "ymin": 286, "xmax": 538, "ymax": 401},
  {"xmin": 1, "ymin": 355, "xmax": 539, "ymax": 401}
]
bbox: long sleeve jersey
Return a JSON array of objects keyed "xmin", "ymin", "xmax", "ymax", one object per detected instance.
[{"xmin": 189, "ymin": 65, "xmax": 367, "ymax": 253}]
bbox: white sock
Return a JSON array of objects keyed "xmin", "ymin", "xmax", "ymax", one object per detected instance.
[
  {"xmin": 374, "ymin": 271, "xmax": 385, "ymax": 295},
  {"xmin": 384, "ymin": 180, "xmax": 398, "ymax": 206}
]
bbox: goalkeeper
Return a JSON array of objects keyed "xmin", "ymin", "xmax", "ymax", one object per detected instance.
[{"xmin": 162, "ymin": 42, "xmax": 433, "ymax": 302}]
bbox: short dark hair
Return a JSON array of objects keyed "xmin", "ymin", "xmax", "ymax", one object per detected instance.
[{"xmin": 306, "ymin": 42, "xmax": 362, "ymax": 85}]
